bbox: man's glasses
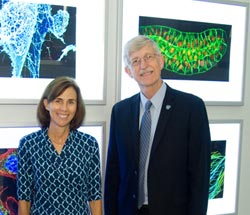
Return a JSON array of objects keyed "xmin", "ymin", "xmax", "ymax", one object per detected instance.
[{"xmin": 130, "ymin": 53, "xmax": 159, "ymax": 67}]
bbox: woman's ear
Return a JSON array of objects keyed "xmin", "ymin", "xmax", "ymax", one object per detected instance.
[{"xmin": 43, "ymin": 99, "xmax": 49, "ymax": 111}]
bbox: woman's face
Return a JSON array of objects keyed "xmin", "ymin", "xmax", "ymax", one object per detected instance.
[{"xmin": 44, "ymin": 86, "xmax": 77, "ymax": 129}]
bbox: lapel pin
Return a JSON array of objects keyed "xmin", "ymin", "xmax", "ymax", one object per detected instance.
[{"xmin": 166, "ymin": 105, "xmax": 171, "ymax": 110}]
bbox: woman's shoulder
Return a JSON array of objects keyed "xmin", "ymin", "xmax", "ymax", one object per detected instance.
[
  {"xmin": 19, "ymin": 128, "xmax": 46, "ymax": 147},
  {"xmin": 22, "ymin": 128, "xmax": 44, "ymax": 139},
  {"xmin": 73, "ymin": 129, "xmax": 96, "ymax": 141},
  {"xmin": 71, "ymin": 129, "xmax": 98, "ymax": 149}
]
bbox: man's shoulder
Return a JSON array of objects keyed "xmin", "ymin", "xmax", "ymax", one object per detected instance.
[
  {"xmin": 114, "ymin": 93, "xmax": 140, "ymax": 107},
  {"xmin": 169, "ymin": 86, "xmax": 204, "ymax": 103}
]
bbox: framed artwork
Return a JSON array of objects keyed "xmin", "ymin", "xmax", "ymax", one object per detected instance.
[
  {"xmin": 208, "ymin": 121, "xmax": 242, "ymax": 215},
  {"xmin": 0, "ymin": 123, "xmax": 105, "ymax": 163},
  {"xmin": 120, "ymin": 0, "xmax": 247, "ymax": 105},
  {"xmin": 0, "ymin": 123, "xmax": 105, "ymax": 215},
  {"xmin": 0, "ymin": 0, "xmax": 105, "ymax": 104},
  {"xmin": 139, "ymin": 16, "xmax": 231, "ymax": 82}
]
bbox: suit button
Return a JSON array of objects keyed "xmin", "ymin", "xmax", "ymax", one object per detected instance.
[
  {"xmin": 132, "ymin": 194, "xmax": 136, "ymax": 199},
  {"xmin": 134, "ymin": 170, "xmax": 137, "ymax": 175}
]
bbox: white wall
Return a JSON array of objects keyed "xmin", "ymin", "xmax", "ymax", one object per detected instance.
[{"xmin": 0, "ymin": 0, "xmax": 249, "ymax": 214}]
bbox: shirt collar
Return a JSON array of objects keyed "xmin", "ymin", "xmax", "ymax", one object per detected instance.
[{"xmin": 140, "ymin": 82, "xmax": 167, "ymax": 110}]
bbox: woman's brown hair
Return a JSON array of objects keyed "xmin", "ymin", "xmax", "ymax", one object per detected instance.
[{"xmin": 37, "ymin": 76, "xmax": 85, "ymax": 130}]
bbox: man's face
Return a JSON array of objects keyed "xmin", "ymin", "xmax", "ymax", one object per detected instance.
[{"xmin": 125, "ymin": 45, "xmax": 164, "ymax": 91}]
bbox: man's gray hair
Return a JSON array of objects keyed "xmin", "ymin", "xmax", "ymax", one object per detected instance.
[{"xmin": 123, "ymin": 35, "xmax": 161, "ymax": 67}]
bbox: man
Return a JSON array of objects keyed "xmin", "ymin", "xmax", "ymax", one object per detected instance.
[{"xmin": 104, "ymin": 35, "xmax": 211, "ymax": 215}]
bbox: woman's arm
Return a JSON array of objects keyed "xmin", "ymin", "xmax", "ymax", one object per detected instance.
[
  {"xmin": 89, "ymin": 199, "xmax": 102, "ymax": 215},
  {"xmin": 18, "ymin": 200, "xmax": 31, "ymax": 215}
]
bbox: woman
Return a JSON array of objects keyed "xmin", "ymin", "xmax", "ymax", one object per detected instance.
[{"xmin": 17, "ymin": 76, "xmax": 102, "ymax": 215}]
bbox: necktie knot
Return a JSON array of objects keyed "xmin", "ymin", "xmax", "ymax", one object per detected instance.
[{"xmin": 145, "ymin": 100, "xmax": 152, "ymax": 111}]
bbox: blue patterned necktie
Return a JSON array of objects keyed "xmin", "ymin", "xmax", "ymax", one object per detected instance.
[{"xmin": 138, "ymin": 100, "xmax": 152, "ymax": 208}]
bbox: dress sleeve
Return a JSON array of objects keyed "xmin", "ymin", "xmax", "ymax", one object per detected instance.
[
  {"xmin": 17, "ymin": 137, "xmax": 34, "ymax": 201},
  {"xmin": 87, "ymin": 137, "xmax": 102, "ymax": 201}
]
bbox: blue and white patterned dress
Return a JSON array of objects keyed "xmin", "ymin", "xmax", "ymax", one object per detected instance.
[{"xmin": 17, "ymin": 128, "xmax": 102, "ymax": 215}]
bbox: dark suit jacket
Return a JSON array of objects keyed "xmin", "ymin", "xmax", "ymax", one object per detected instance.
[{"xmin": 104, "ymin": 84, "xmax": 211, "ymax": 215}]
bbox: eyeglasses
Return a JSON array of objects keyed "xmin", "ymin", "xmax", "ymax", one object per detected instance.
[{"xmin": 129, "ymin": 53, "xmax": 159, "ymax": 67}]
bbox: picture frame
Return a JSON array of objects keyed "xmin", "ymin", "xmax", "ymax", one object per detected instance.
[
  {"xmin": 0, "ymin": 0, "xmax": 105, "ymax": 104},
  {"xmin": 120, "ymin": 0, "xmax": 248, "ymax": 105},
  {"xmin": 0, "ymin": 122, "xmax": 105, "ymax": 165},
  {"xmin": 207, "ymin": 120, "xmax": 242, "ymax": 215},
  {"xmin": 0, "ymin": 122, "xmax": 105, "ymax": 215},
  {"xmin": 139, "ymin": 16, "xmax": 231, "ymax": 82}
]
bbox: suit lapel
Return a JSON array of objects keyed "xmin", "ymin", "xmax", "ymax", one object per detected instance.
[
  {"xmin": 150, "ymin": 86, "xmax": 175, "ymax": 159},
  {"xmin": 129, "ymin": 94, "xmax": 141, "ymax": 166}
]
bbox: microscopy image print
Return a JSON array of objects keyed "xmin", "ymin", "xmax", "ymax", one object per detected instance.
[
  {"xmin": 0, "ymin": 141, "xmax": 226, "ymax": 214},
  {"xmin": 0, "ymin": 148, "xmax": 18, "ymax": 215},
  {"xmin": 0, "ymin": 0, "xmax": 76, "ymax": 79},
  {"xmin": 209, "ymin": 140, "xmax": 226, "ymax": 200},
  {"xmin": 139, "ymin": 16, "xmax": 231, "ymax": 82}
]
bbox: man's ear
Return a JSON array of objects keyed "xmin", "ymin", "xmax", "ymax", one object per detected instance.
[
  {"xmin": 159, "ymin": 55, "xmax": 165, "ymax": 70},
  {"xmin": 125, "ymin": 66, "xmax": 133, "ymax": 78}
]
